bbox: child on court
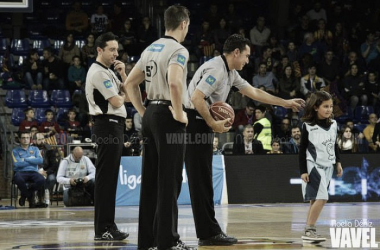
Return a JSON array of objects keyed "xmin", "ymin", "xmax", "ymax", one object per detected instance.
[{"xmin": 299, "ymin": 91, "xmax": 343, "ymax": 241}]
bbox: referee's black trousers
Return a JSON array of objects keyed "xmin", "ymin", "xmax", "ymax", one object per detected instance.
[
  {"xmin": 92, "ymin": 115, "xmax": 124, "ymax": 235},
  {"xmin": 138, "ymin": 104, "xmax": 186, "ymax": 249},
  {"xmin": 184, "ymin": 110, "xmax": 222, "ymax": 239}
]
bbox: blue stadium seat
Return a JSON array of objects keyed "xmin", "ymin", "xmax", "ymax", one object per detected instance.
[
  {"xmin": 5, "ymin": 90, "xmax": 28, "ymax": 108},
  {"xmin": 32, "ymin": 38, "xmax": 51, "ymax": 56},
  {"xmin": 353, "ymin": 123, "xmax": 367, "ymax": 133},
  {"xmin": 56, "ymin": 107, "xmax": 70, "ymax": 126},
  {"xmin": 0, "ymin": 37, "xmax": 9, "ymax": 53},
  {"xmin": 51, "ymin": 90, "xmax": 72, "ymax": 107},
  {"xmin": 75, "ymin": 39, "xmax": 86, "ymax": 50},
  {"xmin": 53, "ymin": 39, "xmax": 64, "ymax": 55},
  {"xmin": 354, "ymin": 106, "xmax": 374, "ymax": 124},
  {"xmin": 28, "ymin": 90, "xmax": 51, "ymax": 108},
  {"xmin": 126, "ymin": 106, "xmax": 137, "ymax": 118},
  {"xmin": 335, "ymin": 108, "xmax": 354, "ymax": 124},
  {"xmin": 272, "ymin": 105, "xmax": 288, "ymax": 124},
  {"xmin": 11, "ymin": 108, "xmax": 26, "ymax": 126},
  {"xmin": 34, "ymin": 107, "xmax": 49, "ymax": 123},
  {"xmin": 10, "ymin": 38, "xmax": 30, "ymax": 56}
]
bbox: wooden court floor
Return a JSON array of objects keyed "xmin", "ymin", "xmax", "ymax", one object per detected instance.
[{"xmin": 0, "ymin": 200, "xmax": 379, "ymax": 250}]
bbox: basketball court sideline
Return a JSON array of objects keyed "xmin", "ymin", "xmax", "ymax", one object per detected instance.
[{"xmin": 0, "ymin": 201, "xmax": 379, "ymax": 250}]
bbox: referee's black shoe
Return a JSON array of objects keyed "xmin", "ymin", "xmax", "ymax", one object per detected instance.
[
  {"xmin": 198, "ymin": 232, "xmax": 237, "ymax": 246},
  {"xmin": 94, "ymin": 226, "xmax": 129, "ymax": 241}
]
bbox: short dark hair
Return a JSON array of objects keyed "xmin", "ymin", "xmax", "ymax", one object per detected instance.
[
  {"xmin": 45, "ymin": 109, "xmax": 54, "ymax": 116},
  {"xmin": 43, "ymin": 46, "xmax": 54, "ymax": 55},
  {"xmin": 256, "ymin": 105, "xmax": 266, "ymax": 113},
  {"xmin": 95, "ymin": 32, "xmax": 118, "ymax": 50},
  {"xmin": 223, "ymin": 34, "xmax": 251, "ymax": 54},
  {"xmin": 164, "ymin": 5, "xmax": 190, "ymax": 31},
  {"xmin": 18, "ymin": 130, "xmax": 30, "ymax": 138}
]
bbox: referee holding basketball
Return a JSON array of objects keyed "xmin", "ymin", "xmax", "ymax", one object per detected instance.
[
  {"xmin": 185, "ymin": 34, "xmax": 305, "ymax": 246},
  {"xmin": 126, "ymin": 5, "xmax": 194, "ymax": 250},
  {"xmin": 86, "ymin": 32, "xmax": 129, "ymax": 241}
]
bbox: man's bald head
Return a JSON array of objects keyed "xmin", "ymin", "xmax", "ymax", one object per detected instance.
[{"xmin": 72, "ymin": 146, "xmax": 83, "ymax": 162}]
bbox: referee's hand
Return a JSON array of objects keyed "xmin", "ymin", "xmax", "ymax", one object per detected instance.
[
  {"xmin": 169, "ymin": 106, "xmax": 188, "ymax": 126},
  {"xmin": 301, "ymin": 173, "xmax": 309, "ymax": 183}
]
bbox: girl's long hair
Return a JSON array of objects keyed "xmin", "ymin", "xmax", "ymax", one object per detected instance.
[{"xmin": 301, "ymin": 91, "xmax": 333, "ymax": 125}]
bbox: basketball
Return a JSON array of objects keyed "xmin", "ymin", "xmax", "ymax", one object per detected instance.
[{"xmin": 209, "ymin": 101, "xmax": 235, "ymax": 127}]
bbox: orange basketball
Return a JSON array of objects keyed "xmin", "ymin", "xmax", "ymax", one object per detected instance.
[{"xmin": 209, "ymin": 101, "xmax": 235, "ymax": 127}]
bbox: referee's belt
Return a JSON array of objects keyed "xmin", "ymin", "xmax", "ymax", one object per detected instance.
[
  {"xmin": 148, "ymin": 100, "xmax": 172, "ymax": 106},
  {"xmin": 92, "ymin": 114, "xmax": 125, "ymax": 124}
]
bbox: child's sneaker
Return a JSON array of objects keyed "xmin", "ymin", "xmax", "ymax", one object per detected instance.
[{"xmin": 302, "ymin": 229, "xmax": 326, "ymax": 241}]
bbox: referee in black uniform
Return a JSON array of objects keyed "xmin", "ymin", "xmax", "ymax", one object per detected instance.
[
  {"xmin": 85, "ymin": 32, "xmax": 129, "ymax": 241},
  {"xmin": 126, "ymin": 5, "xmax": 194, "ymax": 250}
]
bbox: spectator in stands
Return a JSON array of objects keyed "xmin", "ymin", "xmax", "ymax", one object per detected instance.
[
  {"xmin": 42, "ymin": 47, "xmax": 65, "ymax": 90},
  {"xmin": 365, "ymin": 71, "xmax": 380, "ymax": 110},
  {"xmin": 31, "ymin": 132, "xmax": 49, "ymax": 206},
  {"xmin": 12, "ymin": 131, "xmax": 45, "ymax": 208},
  {"xmin": 64, "ymin": 109, "xmax": 82, "ymax": 139},
  {"xmin": 372, "ymin": 121, "xmax": 380, "ymax": 152},
  {"xmin": 255, "ymin": 46, "xmax": 278, "ymax": 74},
  {"xmin": 108, "ymin": 2, "xmax": 127, "ymax": 36},
  {"xmin": 224, "ymin": 3, "xmax": 242, "ymax": 33},
  {"xmin": 57, "ymin": 146, "xmax": 95, "ymax": 206},
  {"xmin": 81, "ymin": 33, "xmax": 96, "ymax": 69},
  {"xmin": 193, "ymin": 20, "xmax": 214, "ymax": 59},
  {"xmin": 30, "ymin": 125, "xmax": 39, "ymax": 138},
  {"xmin": 298, "ymin": 32, "xmax": 324, "ymax": 64},
  {"xmin": 342, "ymin": 64, "xmax": 367, "ymax": 112},
  {"xmin": 202, "ymin": 3, "xmax": 221, "ymax": 30},
  {"xmin": 213, "ymin": 136, "xmax": 223, "ymax": 155},
  {"xmin": 341, "ymin": 51, "xmax": 365, "ymax": 78},
  {"xmin": 253, "ymin": 105, "xmax": 272, "ymax": 152},
  {"xmin": 137, "ymin": 16, "xmax": 158, "ymax": 54},
  {"xmin": 317, "ymin": 49, "xmax": 340, "ymax": 85},
  {"xmin": 313, "ymin": 18, "xmax": 332, "ymax": 48},
  {"xmin": 19, "ymin": 108, "xmax": 38, "ymax": 132},
  {"xmin": 363, "ymin": 113, "xmax": 378, "ymax": 152},
  {"xmin": 23, "ymin": 49, "xmax": 43, "ymax": 90},
  {"xmin": 233, "ymin": 101, "xmax": 256, "ymax": 132},
  {"xmin": 286, "ymin": 41, "xmax": 298, "ymax": 63},
  {"xmin": 91, "ymin": 4, "xmax": 109, "ymax": 36},
  {"xmin": 274, "ymin": 117, "xmax": 291, "ymax": 142},
  {"xmin": 249, "ymin": 16, "xmax": 271, "ymax": 57},
  {"xmin": 34, "ymin": 132, "xmax": 61, "ymax": 205},
  {"xmin": 233, "ymin": 124, "xmax": 264, "ymax": 155},
  {"xmin": 360, "ymin": 30, "xmax": 380, "ymax": 65},
  {"xmin": 68, "ymin": 55, "xmax": 86, "ymax": 95},
  {"xmin": 267, "ymin": 139, "xmax": 283, "ymax": 154},
  {"xmin": 252, "ymin": 62, "xmax": 277, "ymax": 95},
  {"xmin": 268, "ymin": 34, "xmax": 285, "ymax": 62},
  {"xmin": 122, "ymin": 116, "xmax": 140, "ymax": 156},
  {"xmin": 213, "ymin": 18, "xmax": 231, "ymax": 53},
  {"xmin": 39, "ymin": 109, "xmax": 61, "ymax": 137},
  {"xmin": 59, "ymin": 33, "xmax": 81, "ymax": 73},
  {"xmin": 331, "ymin": 22, "xmax": 347, "ymax": 58},
  {"xmin": 293, "ymin": 15, "xmax": 312, "ymax": 46},
  {"xmin": 119, "ymin": 19, "xmax": 138, "ymax": 55},
  {"xmin": 65, "ymin": 1, "xmax": 89, "ymax": 36},
  {"xmin": 300, "ymin": 64, "xmax": 325, "ymax": 98},
  {"xmin": 117, "ymin": 50, "xmax": 130, "ymax": 64},
  {"xmin": 283, "ymin": 125, "xmax": 301, "ymax": 154},
  {"xmin": 337, "ymin": 125, "xmax": 358, "ymax": 153},
  {"xmin": 278, "ymin": 64, "xmax": 301, "ymax": 99},
  {"xmin": 306, "ymin": 1, "xmax": 327, "ymax": 25}
]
